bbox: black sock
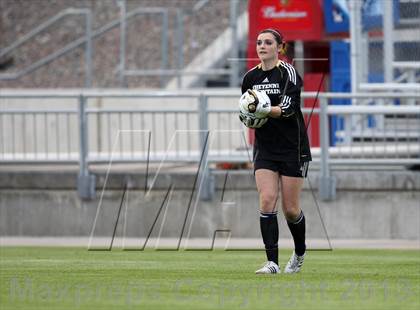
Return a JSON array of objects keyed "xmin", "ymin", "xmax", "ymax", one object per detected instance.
[
  {"xmin": 260, "ymin": 211, "xmax": 279, "ymax": 265},
  {"xmin": 287, "ymin": 211, "xmax": 306, "ymax": 256}
]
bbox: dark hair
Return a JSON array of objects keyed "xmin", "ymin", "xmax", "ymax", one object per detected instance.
[{"xmin": 258, "ymin": 28, "xmax": 283, "ymax": 45}]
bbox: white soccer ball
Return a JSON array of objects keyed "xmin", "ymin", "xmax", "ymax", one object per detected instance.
[
  {"xmin": 239, "ymin": 89, "xmax": 271, "ymax": 115},
  {"xmin": 238, "ymin": 89, "xmax": 270, "ymax": 128}
]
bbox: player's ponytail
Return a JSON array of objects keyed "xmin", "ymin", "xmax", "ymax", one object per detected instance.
[{"xmin": 279, "ymin": 42, "xmax": 287, "ymax": 56}]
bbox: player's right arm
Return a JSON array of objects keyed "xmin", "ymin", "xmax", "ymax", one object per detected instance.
[{"xmin": 241, "ymin": 71, "xmax": 252, "ymax": 94}]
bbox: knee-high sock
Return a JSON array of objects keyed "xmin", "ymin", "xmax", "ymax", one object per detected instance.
[
  {"xmin": 287, "ymin": 211, "xmax": 306, "ymax": 256},
  {"xmin": 260, "ymin": 211, "xmax": 279, "ymax": 265}
]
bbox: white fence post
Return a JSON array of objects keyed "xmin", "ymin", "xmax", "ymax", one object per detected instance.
[
  {"xmin": 319, "ymin": 96, "xmax": 336, "ymax": 201},
  {"xmin": 77, "ymin": 95, "xmax": 96, "ymax": 199}
]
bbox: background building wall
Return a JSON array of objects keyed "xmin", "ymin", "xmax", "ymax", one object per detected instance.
[{"xmin": 1, "ymin": 170, "xmax": 419, "ymax": 240}]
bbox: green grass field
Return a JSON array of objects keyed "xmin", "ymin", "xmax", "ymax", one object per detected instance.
[{"xmin": 0, "ymin": 247, "xmax": 419, "ymax": 310}]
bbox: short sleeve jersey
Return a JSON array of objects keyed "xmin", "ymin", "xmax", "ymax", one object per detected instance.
[{"xmin": 241, "ymin": 60, "xmax": 312, "ymax": 163}]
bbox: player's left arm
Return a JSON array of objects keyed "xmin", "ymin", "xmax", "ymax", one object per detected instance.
[{"xmin": 270, "ymin": 69, "xmax": 303, "ymax": 118}]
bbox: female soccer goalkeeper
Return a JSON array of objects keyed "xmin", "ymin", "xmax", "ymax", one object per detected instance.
[{"xmin": 239, "ymin": 29, "xmax": 311, "ymax": 274}]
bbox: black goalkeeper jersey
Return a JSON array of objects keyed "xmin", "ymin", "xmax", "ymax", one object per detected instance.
[{"xmin": 241, "ymin": 60, "xmax": 312, "ymax": 163}]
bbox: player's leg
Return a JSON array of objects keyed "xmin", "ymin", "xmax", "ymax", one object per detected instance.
[
  {"xmin": 254, "ymin": 168, "xmax": 280, "ymax": 274},
  {"xmin": 280, "ymin": 171, "xmax": 306, "ymax": 273},
  {"xmin": 280, "ymin": 174, "xmax": 304, "ymax": 223}
]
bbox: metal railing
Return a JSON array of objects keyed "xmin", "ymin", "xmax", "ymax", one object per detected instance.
[
  {"xmin": 0, "ymin": 8, "xmax": 93, "ymax": 87},
  {"xmin": 118, "ymin": 0, "xmax": 244, "ymax": 88},
  {"xmin": 1, "ymin": 90, "xmax": 419, "ymax": 200},
  {"xmin": 116, "ymin": 4, "xmax": 169, "ymax": 87},
  {"xmin": 1, "ymin": 1, "xmax": 243, "ymax": 88}
]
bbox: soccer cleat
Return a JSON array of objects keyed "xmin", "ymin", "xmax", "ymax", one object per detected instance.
[
  {"xmin": 284, "ymin": 252, "xmax": 305, "ymax": 274},
  {"xmin": 255, "ymin": 261, "xmax": 280, "ymax": 274}
]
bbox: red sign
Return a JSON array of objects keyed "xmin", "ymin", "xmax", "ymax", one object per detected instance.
[{"xmin": 248, "ymin": 0, "xmax": 324, "ymax": 42}]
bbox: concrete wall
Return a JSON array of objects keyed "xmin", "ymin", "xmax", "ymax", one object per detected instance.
[{"xmin": 0, "ymin": 168, "xmax": 419, "ymax": 242}]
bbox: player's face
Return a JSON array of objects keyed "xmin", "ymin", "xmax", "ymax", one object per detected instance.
[{"xmin": 256, "ymin": 33, "xmax": 280, "ymax": 62}]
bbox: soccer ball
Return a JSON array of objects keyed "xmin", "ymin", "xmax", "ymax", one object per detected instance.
[
  {"xmin": 239, "ymin": 89, "xmax": 271, "ymax": 115},
  {"xmin": 238, "ymin": 89, "xmax": 270, "ymax": 128}
]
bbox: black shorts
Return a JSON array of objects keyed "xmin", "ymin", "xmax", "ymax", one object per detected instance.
[{"xmin": 254, "ymin": 160, "xmax": 309, "ymax": 178}]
